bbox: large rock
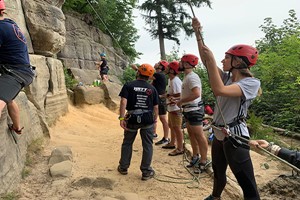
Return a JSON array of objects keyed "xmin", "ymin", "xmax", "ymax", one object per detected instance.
[
  {"xmin": 73, "ymin": 86, "xmax": 105, "ymax": 105},
  {"xmin": 0, "ymin": 92, "xmax": 46, "ymax": 194},
  {"xmin": 58, "ymin": 14, "xmax": 127, "ymax": 77},
  {"xmin": 22, "ymin": 0, "xmax": 66, "ymax": 56},
  {"xmin": 45, "ymin": 58, "xmax": 68, "ymax": 126}
]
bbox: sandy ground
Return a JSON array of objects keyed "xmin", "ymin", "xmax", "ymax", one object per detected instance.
[{"xmin": 18, "ymin": 103, "xmax": 297, "ymax": 200}]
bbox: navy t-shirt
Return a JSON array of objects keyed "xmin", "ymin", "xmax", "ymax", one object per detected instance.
[
  {"xmin": 0, "ymin": 18, "xmax": 30, "ymax": 65},
  {"xmin": 152, "ymin": 72, "xmax": 167, "ymax": 95},
  {"xmin": 119, "ymin": 79, "xmax": 159, "ymax": 111}
]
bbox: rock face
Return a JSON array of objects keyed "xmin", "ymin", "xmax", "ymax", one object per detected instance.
[{"xmin": 0, "ymin": 0, "xmax": 125, "ymax": 194}]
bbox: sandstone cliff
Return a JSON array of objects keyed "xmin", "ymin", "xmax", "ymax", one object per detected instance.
[{"xmin": 0, "ymin": 0, "xmax": 125, "ymax": 194}]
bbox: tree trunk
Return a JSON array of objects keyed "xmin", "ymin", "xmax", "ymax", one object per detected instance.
[{"xmin": 157, "ymin": 1, "xmax": 166, "ymax": 60}]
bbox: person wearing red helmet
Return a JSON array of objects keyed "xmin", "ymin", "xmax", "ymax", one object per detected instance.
[
  {"xmin": 164, "ymin": 61, "xmax": 184, "ymax": 156},
  {"xmin": 175, "ymin": 54, "xmax": 209, "ymax": 172},
  {"xmin": 193, "ymin": 18, "xmax": 261, "ymax": 200},
  {"xmin": 152, "ymin": 60, "xmax": 170, "ymax": 146},
  {"xmin": 118, "ymin": 63, "xmax": 158, "ymax": 180},
  {"xmin": 0, "ymin": 0, "xmax": 35, "ymax": 135}
]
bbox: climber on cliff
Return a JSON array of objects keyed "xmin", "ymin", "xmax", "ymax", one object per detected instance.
[
  {"xmin": 95, "ymin": 52, "xmax": 109, "ymax": 82},
  {"xmin": 0, "ymin": 0, "xmax": 35, "ymax": 135}
]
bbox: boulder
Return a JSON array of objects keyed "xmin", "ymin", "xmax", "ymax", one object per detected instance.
[{"xmin": 22, "ymin": 0, "xmax": 66, "ymax": 56}]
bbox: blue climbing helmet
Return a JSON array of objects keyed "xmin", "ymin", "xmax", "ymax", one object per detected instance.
[{"xmin": 99, "ymin": 52, "xmax": 106, "ymax": 57}]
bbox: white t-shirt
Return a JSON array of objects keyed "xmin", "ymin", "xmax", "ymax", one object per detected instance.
[
  {"xmin": 166, "ymin": 76, "xmax": 182, "ymax": 112},
  {"xmin": 181, "ymin": 71, "xmax": 202, "ymax": 112}
]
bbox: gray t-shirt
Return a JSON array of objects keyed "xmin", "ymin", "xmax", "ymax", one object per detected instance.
[{"xmin": 213, "ymin": 72, "xmax": 260, "ymax": 138}]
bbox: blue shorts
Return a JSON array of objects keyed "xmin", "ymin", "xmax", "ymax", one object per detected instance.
[{"xmin": 0, "ymin": 74, "xmax": 23, "ymax": 103}]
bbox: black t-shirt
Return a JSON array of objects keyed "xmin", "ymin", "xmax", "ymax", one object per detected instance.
[
  {"xmin": 119, "ymin": 79, "xmax": 159, "ymax": 111},
  {"xmin": 152, "ymin": 72, "xmax": 167, "ymax": 95},
  {"xmin": 100, "ymin": 59, "xmax": 107, "ymax": 70}
]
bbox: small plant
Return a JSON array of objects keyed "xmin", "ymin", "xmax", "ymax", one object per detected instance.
[
  {"xmin": 22, "ymin": 138, "xmax": 44, "ymax": 178},
  {"xmin": 64, "ymin": 67, "xmax": 78, "ymax": 89},
  {"xmin": 0, "ymin": 192, "xmax": 20, "ymax": 200},
  {"xmin": 21, "ymin": 168, "xmax": 31, "ymax": 179}
]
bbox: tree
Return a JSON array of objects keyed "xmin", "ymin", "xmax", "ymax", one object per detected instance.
[
  {"xmin": 139, "ymin": 0, "xmax": 211, "ymax": 60},
  {"xmin": 63, "ymin": 0, "xmax": 140, "ymax": 61},
  {"xmin": 251, "ymin": 10, "xmax": 300, "ymax": 132}
]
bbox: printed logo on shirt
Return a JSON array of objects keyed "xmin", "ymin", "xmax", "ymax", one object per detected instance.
[
  {"xmin": 134, "ymin": 87, "xmax": 153, "ymax": 96},
  {"xmin": 12, "ymin": 24, "xmax": 27, "ymax": 44}
]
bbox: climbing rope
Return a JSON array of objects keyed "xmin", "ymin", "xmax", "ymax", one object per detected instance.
[{"xmin": 86, "ymin": 0, "xmax": 127, "ymax": 56}]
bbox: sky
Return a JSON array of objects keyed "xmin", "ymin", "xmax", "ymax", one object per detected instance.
[{"xmin": 133, "ymin": 0, "xmax": 300, "ymax": 66}]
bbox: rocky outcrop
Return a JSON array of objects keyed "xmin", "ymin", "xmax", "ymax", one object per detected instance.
[
  {"xmin": 22, "ymin": 0, "xmax": 66, "ymax": 56},
  {"xmin": 0, "ymin": 0, "xmax": 125, "ymax": 194}
]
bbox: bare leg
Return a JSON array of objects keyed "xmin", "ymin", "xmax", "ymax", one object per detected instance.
[
  {"xmin": 168, "ymin": 126, "xmax": 176, "ymax": 146},
  {"xmin": 0, "ymin": 99, "xmax": 7, "ymax": 118},
  {"xmin": 159, "ymin": 114, "xmax": 169, "ymax": 139},
  {"xmin": 188, "ymin": 124, "xmax": 208, "ymax": 163},
  {"xmin": 187, "ymin": 124, "xmax": 200, "ymax": 157},
  {"xmin": 7, "ymin": 100, "xmax": 22, "ymax": 130},
  {"xmin": 173, "ymin": 125, "xmax": 183, "ymax": 151}
]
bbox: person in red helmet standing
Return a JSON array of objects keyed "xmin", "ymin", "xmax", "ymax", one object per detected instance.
[
  {"xmin": 118, "ymin": 63, "xmax": 158, "ymax": 181},
  {"xmin": 0, "ymin": 0, "xmax": 35, "ymax": 135},
  {"xmin": 192, "ymin": 18, "xmax": 261, "ymax": 200},
  {"xmin": 174, "ymin": 54, "xmax": 209, "ymax": 172},
  {"xmin": 152, "ymin": 60, "xmax": 170, "ymax": 146},
  {"xmin": 165, "ymin": 61, "xmax": 184, "ymax": 156}
]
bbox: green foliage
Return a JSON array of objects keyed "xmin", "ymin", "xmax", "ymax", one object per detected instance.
[
  {"xmin": 252, "ymin": 9, "xmax": 300, "ymax": 132},
  {"xmin": 64, "ymin": 67, "xmax": 78, "ymax": 89},
  {"xmin": 63, "ymin": 0, "xmax": 140, "ymax": 62},
  {"xmin": 119, "ymin": 66, "xmax": 137, "ymax": 84},
  {"xmin": 193, "ymin": 66, "xmax": 214, "ymax": 106}
]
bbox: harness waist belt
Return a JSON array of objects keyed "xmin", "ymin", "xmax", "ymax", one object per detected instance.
[
  {"xmin": 127, "ymin": 109, "xmax": 151, "ymax": 114},
  {"xmin": 182, "ymin": 101, "xmax": 203, "ymax": 109},
  {"xmin": 213, "ymin": 119, "xmax": 244, "ymax": 128}
]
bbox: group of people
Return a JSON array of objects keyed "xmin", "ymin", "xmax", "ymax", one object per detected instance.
[
  {"xmin": 117, "ymin": 13, "xmax": 299, "ymax": 200},
  {"xmin": 1, "ymin": 0, "xmax": 298, "ymax": 199}
]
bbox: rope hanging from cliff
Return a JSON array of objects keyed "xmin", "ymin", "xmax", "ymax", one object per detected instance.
[{"xmin": 86, "ymin": 0, "xmax": 125, "ymax": 54}]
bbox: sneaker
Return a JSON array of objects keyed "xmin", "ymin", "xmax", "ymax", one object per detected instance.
[
  {"xmin": 117, "ymin": 165, "xmax": 128, "ymax": 175},
  {"xmin": 204, "ymin": 195, "xmax": 213, "ymax": 200},
  {"xmin": 155, "ymin": 137, "xmax": 170, "ymax": 145},
  {"xmin": 141, "ymin": 170, "xmax": 155, "ymax": 181},
  {"xmin": 194, "ymin": 160, "xmax": 212, "ymax": 174},
  {"xmin": 186, "ymin": 155, "xmax": 200, "ymax": 168}
]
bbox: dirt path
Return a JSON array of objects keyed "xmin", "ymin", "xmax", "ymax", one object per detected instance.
[{"xmin": 18, "ymin": 104, "xmax": 297, "ymax": 200}]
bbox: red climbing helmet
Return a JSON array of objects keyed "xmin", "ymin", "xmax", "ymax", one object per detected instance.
[
  {"xmin": 226, "ymin": 44, "xmax": 258, "ymax": 67},
  {"xmin": 0, "ymin": 0, "xmax": 5, "ymax": 10},
  {"xmin": 158, "ymin": 60, "xmax": 169, "ymax": 71},
  {"xmin": 168, "ymin": 61, "xmax": 180, "ymax": 74},
  {"xmin": 138, "ymin": 63, "xmax": 155, "ymax": 77},
  {"xmin": 181, "ymin": 54, "xmax": 199, "ymax": 66}
]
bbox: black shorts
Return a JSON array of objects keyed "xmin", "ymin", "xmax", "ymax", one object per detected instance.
[
  {"xmin": 0, "ymin": 65, "xmax": 34, "ymax": 103},
  {"xmin": 158, "ymin": 97, "xmax": 167, "ymax": 115},
  {"xmin": 0, "ymin": 74, "xmax": 23, "ymax": 103},
  {"xmin": 182, "ymin": 107, "xmax": 204, "ymax": 126}
]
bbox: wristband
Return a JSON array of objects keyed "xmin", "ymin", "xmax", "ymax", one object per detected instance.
[{"xmin": 118, "ymin": 116, "xmax": 125, "ymax": 121}]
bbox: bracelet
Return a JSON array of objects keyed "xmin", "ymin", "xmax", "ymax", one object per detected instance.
[{"xmin": 118, "ymin": 116, "xmax": 125, "ymax": 121}]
